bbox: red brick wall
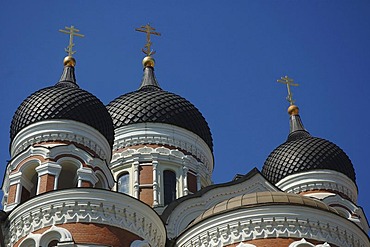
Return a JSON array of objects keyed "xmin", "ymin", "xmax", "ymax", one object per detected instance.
[
  {"xmin": 14, "ymin": 223, "xmax": 143, "ymax": 247},
  {"xmin": 139, "ymin": 165, "xmax": 153, "ymax": 184},
  {"xmin": 7, "ymin": 184, "xmax": 17, "ymax": 204},
  {"xmin": 38, "ymin": 174, "xmax": 55, "ymax": 194},
  {"xmin": 81, "ymin": 181, "xmax": 93, "ymax": 187},
  {"xmin": 139, "ymin": 187, "xmax": 153, "ymax": 206}
]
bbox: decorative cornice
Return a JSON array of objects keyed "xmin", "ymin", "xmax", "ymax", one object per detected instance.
[
  {"xmin": 176, "ymin": 205, "xmax": 369, "ymax": 247},
  {"xmin": 322, "ymin": 194, "xmax": 369, "ymax": 232},
  {"xmin": 5, "ymin": 188, "xmax": 166, "ymax": 247},
  {"xmin": 113, "ymin": 123, "xmax": 213, "ymax": 172},
  {"xmin": 276, "ymin": 170, "xmax": 358, "ymax": 203},
  {"xmin": 110, "ymin": 146, "xmax": 212, "ymax": 186},
  {"xmin": 8, "ymin": 144, "xmax": 114, "ymax": 186},
  {"xmin": 289, "ymin": 238, "xmax": 330, "ymax": 247},
  {"xmin": 164, "ymin": 172, "xmax": 279, "ymax": 239},
  {"xmin": 11, "ymin": 120, "xmax": 112, "ymax": 161}
]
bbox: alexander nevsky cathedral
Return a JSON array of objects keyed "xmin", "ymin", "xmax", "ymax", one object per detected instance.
[{"xmin": 0, "ymin": 25, "xmax": 369, "ymax": 247}]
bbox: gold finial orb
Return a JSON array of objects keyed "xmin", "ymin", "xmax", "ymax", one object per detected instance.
[
  {"xmin": 288, "ymin": 105, "xmax": 299, "ymax": 116},
  {"xmin": 142, "ymin": 56, "xmax": 155, "ymax": 67},
  {"xmin": 63, "ymin": 56, "xmax": 76, "ymax": 67}
]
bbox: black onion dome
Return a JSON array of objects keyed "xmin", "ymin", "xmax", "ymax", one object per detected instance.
[
  {"xmin": 10, "ymin": 66, "xmax": 114, "ymax": 147},
  {"xmin": 107, "ymin": 66, "xmax": 213, "ymax": 151},
  {"xmin": 262, "ymin": 112, "xmax": 355, "ymax": 184}
]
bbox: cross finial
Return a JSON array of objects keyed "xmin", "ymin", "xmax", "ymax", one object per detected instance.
[
  {"xmin": 59, "ymin": 25, "xmax": 85, "ymax": 56},
  {"xmin": 135, "ymin": 24, "xmax": 161, "ymax": 56},
  {"xmin": 277, "ymin": 75, "xmax": 299, "ymax": 105}
]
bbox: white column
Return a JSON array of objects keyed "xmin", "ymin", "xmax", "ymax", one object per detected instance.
[
  {"xmin": 133, "ymin": 158, "xmax": 140, "ymax": 199},
  {"xmin": 183, "ymin": 164, "xmax": 189, "ymax": 196},
  {"xmin": 7, "ymin": 172, "xmax": 32, "ymax": 210},
  {"xmin": 35, "ymin": 162, "xmax": 61, "ymax": 193},
  {"xmin": 197, "ymin": 174, "xmax": 201, "ymax": 191},
  {"xmin": 152, "ymin": 159, "xmax": 159, "ymax": 206},
  {"xmin": 76, "ymin": 167, "xmax": 98, "ymax": 187}
]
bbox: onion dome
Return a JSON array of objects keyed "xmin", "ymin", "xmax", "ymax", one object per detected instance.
[
  {"xmin": 262, "ymin": 105, "xmax": 355, "ymax": 184},
  {"xmin": 107, "ymin": 56, "xmax": 213, "ymax": 150},
  {"xmin": 10, "ymin": 56, "xmax": 114, "ymax": 147}
]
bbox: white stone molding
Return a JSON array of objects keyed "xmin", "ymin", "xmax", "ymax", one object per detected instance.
[
  {"xmin": 94, "ymin": 170, "xmax": 109, "ymax": 189},
  {"xmin": 152, "ymin": 159, "xmax": 159, "ymax": 206},
  {"xmin": 5, "ymin": 188, "xmax": 166, "ymax": 247},
  {"xmin": 183, "ymin": 164, "xmax": 189, "ymax": 196},
  {"xmin": 77, "ymin": 167, "xmax": 99, "ymax": 187},
  {"xmin": 110, "ymin": 146, "xmax": 212, "ymax": 196},
  {"xmin": 130, "ymin": 240, "xmax": 151, "ymax": 247},
  {"xmin": 35, "ymin": 162, "xmax": 62, "ymax": 192},
  {"xmin": 323, "ymin": 194, "xmax": 369, "ymax": 232},
  {"xmin": 176, "ymin": 205, "xmax": 369, "ymax": 247},
  {"xmin": 196, "ymin": 173, "xmax": 201, "ymax": 191},
  {"xmin": 11, "ymin": 120, "xmax": 112, "ymax": 161},
  {"xmin": 19, "ymin": 225, "xmax": 74, "ymax": 247},
  {"xmin": 113, "ymin": 122, "xmax": 213, "ymax": 172},
  {"xmin": 3, "ymin": 144, "xmax": 114, "ymax": 210},
  {"xmin": 5, "ymin": 172, "xmax": 34, "ymax": 211},
  {"xmin": 164, "ymin": 172, "xmax": 279, "ymax": 239},
  {"xmin": 133, "ymin": 159, "xmax": 140, "ymax": 199},
  {"xmin": 289, "ymin": 238, "xmax": 331, "ymax": 247},
  {"xmin": 276, "ymin": 170, "xmax": 358, "ymax": 203}
]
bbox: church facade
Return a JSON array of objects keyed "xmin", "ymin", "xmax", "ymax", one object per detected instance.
[{"xmin": 0, "ymin": 26, "xmax": 369, "ymax": 247}]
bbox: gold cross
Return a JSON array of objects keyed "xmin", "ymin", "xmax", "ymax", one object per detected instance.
[
  {"xmin": 59, "ymin": 25, "xmax": 85, "ymax": 56},
  {"xmin": 277, "ymin": 75, "xmax": 299, "ymax": 105},
  {"xmin": 135, "ymin": 24, "xmax": 161, "ymax": 56}
]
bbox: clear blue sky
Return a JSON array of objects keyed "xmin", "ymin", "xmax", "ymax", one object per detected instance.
[{"xmin": 1, "ymin": 1, "xmax": 369, "ymax": 227}]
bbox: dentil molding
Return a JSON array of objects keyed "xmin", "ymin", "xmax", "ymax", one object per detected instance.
[
  {"xmin": 176, "ymin": 205, "xmax": 369, "ymax": 247},
  {"xmin": 11, "ymin": 120, "xmax": 112, "ymax": 161},
  {"xmin": 5, "ymin": 188, "xmax": 166, "ymax": 247},
  {"xmin": 113, "ymin": 122, "xmax": 213, "ymax": 172}
]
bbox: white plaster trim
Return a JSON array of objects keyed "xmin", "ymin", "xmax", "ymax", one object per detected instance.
[
  {"xmin": 110, "ymin": 146, "xmax": 212, "ymax": 197},
  {"xmin": 36, "ymin": 162, "xmax": 62, "ymax": 177},
  {"xmin": 276, "ymin": 170, "xmax": 358, "ymax": 203},
  {"xmin": 19, "ymin": 225, "xmax": 74, "ymax": 247},
  {"xmin": 176, "ymin": 205, "xmax": 369, "ymax": 247},
  {"xmin": 77, "ymin": 167, "xmax": 99, "ymax": 186},
  {"xmin": 5, "ymin": 188, "xmax": 166, "ymax": 247},
  {"xmin": 3, "ymin": 144, "xmax": 115, "ymax": 206},
  {"xmin": 130, "ymin": 240, "xmax": 150, "ymax": 247},
  {"xmin": 289, "ymin": 238, "xmax": 331, "ymax": 247},
  {"xmin": 165, "ymin": 172, "xmax": 278, "ymax": 239},
  {"xmin": 323, "ymin": 194, "xmax": 369, "ymax": 232},
  {"xmin": 113, "ymin": 122, "xmax": 213, "ymax": 172},
  {"xmin": 11, "ymin": 120, "xmax": 112, "ymax": 161}
]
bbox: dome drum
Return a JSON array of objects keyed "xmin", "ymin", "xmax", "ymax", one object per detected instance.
[{"xmin": 107, "ymin": 67, "xmax": 213, "ymax": 152}]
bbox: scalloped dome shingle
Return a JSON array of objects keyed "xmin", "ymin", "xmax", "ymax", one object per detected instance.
[
  {"xmin": 106, "ymin": 67, "xmax": 213, "ymax": 151},
  {"xmin": 262, "ymin": 135, "xmax": 356, "ymax": 184},
  {"xmin": 10, "ymin": 67, "xmax": 114, "ymax": 147}
]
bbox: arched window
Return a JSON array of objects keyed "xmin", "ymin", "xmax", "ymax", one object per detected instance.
[
  {"xmin": 58, "ymin": 163, "xmax": 78, "ymax": 189},
  {"xmin": 164, "ymin": 170, "xmax": 176, "ymax": 205},
  {"xmin": 48, "ymin": 240, "xmax": 59, "ymax": 247},
  {"xmin": 20, "ymin": 163, "xmax": 39, "ymax": 203},
  {"xmin": 118, "ymin": 172, "xmax": 130, "ymax": 194},
  {"xmin": 29, "ymin": 173, "xmax": 38, "ymax": 197}
]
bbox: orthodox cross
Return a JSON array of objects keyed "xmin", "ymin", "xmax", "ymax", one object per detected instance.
[
  {"xmin": 59, "ymin": 25, "xmax": 85, "ymax": 56},
  {"xmin": 277, "ymin": 75, "xmax": 299, "ymax": 105},
  {"xmin": 135, "ymin": 24, "xmax": 161, "ymax": 56}
]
